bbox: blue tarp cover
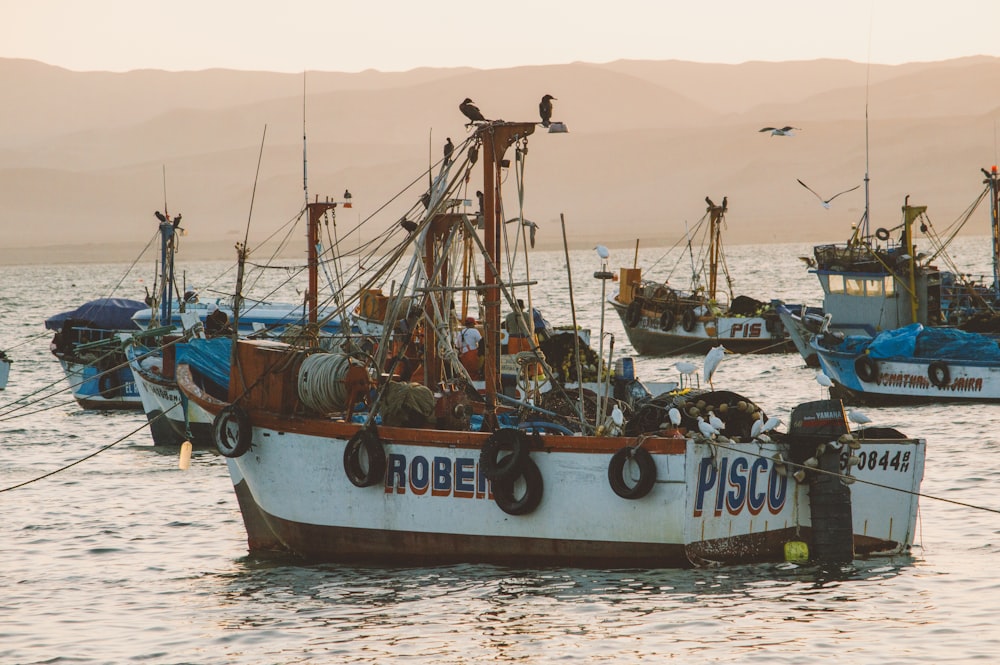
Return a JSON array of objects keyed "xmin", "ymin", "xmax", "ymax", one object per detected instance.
[
  {"xmin": 175, "ymin": 338, "xmax": 232, "ymax": 390},
  {"xmin": 836, "ymin": 323, "xmax": 1000, "ymax": 361},
  {"xmin": 44, "ymin": 298, "xmax": 147, "ymax": 331}
]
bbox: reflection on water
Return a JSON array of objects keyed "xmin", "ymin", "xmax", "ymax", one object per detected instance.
[{"xmin": 3, "ymin": 246, "xmax": 1000, "ymax": 664}]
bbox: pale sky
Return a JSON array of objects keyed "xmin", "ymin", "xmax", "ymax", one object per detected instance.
[{"xmin": 4, "ymin": 1, "xmax": 999, "ymax": 72}]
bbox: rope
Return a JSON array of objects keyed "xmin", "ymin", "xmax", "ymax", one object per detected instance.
[
  {"xmin": 705, "ymin": 436, "xmax": 1000, "ymax": 516},
  {"xmin": 0, "ymin": 402, "xmax": 183, "ymax": 493},
  {"xmin": 297, "ymin": 352, "xmax": 355, "ymax": 413}
]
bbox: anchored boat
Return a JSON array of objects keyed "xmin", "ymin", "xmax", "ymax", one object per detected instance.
[
  {"xmin": 780, "ymin": 167, "xmax": 1000, "ymax": 367},
  {"xmin": 178, "ymin": 118, "xmax": 925, "ymax": 567},
  {"xmin": 607, "ymin": 199, "xmax": 803, "ymax": 356}
]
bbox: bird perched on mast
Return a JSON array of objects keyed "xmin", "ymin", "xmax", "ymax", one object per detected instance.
[
  {"xmin": 443, "ymin": 138, "xmax": 454, "ymax": 163},
  {"xmin": 539, "ymin": 94, "xmax": 556, "ymax": 127},
  {"xmin": 459, "ymin": 98, "xmax": 486, "ymax": 125}
]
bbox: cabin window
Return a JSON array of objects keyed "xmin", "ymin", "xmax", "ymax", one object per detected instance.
[
  {"xmin": 863, "ymin": 279, "xmax": 883, "ymax": 296},
  {"xmin": 844, "ymin": 278, "xmax": 865, "ymax": 295},
  {"xmin": 827, "ymin": 275, "xmax": 845, "ymax": 294},
  {"xmin": 883, "ymin": 279, "xmax": 895, "ymax": 296}
]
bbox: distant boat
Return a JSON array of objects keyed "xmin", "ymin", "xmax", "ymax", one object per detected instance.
[
  {"xmin": 607, "ymin": 198, "xmax": 805, "ymax": 355},
  {"xmin": 779, "ymin": 169, "xmax": 1000, "ymax": 367},
  {"xmin": 0, "ymin": 348, "xmax": 11, "ymax": 390},
  {"xmin": 812, "ymin": 322, "xmax": 1000, "ymax": 404}
]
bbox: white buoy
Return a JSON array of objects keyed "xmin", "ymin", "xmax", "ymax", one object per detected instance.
[{"xmin": 178, "ymin": 440, "xmax": 192, "ymax": 470}]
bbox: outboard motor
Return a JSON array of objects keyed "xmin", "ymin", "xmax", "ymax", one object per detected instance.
[{"xmin": 787, "ymin": 399, "xmax": 854, "ymax": 563}]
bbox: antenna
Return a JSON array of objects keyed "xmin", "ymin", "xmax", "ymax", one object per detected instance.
[
  {"xmin": 161, "ymin": 165, "xmax": 169, "ymax": 217},
  {"xmin": 303, "ymin": 72, "xmax": 309, "ymax": 207},
  {"xmin": 861, "ymin": 13, "xmax": 874, "ymax": 241}
]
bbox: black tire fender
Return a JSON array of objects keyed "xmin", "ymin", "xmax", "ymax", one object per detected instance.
[
  {"xmin": 875, "ymin": 227, "xmax": 891, "ymax": 241},
  {"xmin": 607, "ymin": 445, "xmax": 657, "ymax": 499},
  {"xmin": 854, "ymin": 354, "xmax": 879, "ymax": 383},
  {"xmin": 98, "ymin": 371, "xmax": 123, "ymax": 399},
  {"xmin": 480, "ymin": 427, "xmax": 530, "ymax": 482},
  {"xmin": 492, "ymin": 456, "xmax": 544, "ymax": 515},
  {"xmin": 681, "ymin": 308, "xmax": 697, "ymax": 332},
  {"xmin": 659, "ymin": 309, "xmax": 675, "ymax": 331},
  {"xmin": 625, "ymin": 300, "xmax": 642, "ymax": 327},
  {"xmin": 213, "ymin": 405, "xmax": 252, "ymax": 458},
  {"xmin": 343, "ymin": 427, "xmax": 387, "ymax": 488},
  {"xmin": 928, "ymin": 361, "xmax": 950, "ymax": 387}
]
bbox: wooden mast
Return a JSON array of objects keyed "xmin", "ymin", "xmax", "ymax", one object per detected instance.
[
  {"xmin": 479, "ymin": 121, "xmax": 536, "ymax": 423},
  {"xmin": 306, "ymin": 200, "xmax": 338, "ymax": 336},
  {"xmin": 707, "ymin": 203, "xmax": 723, "ymax": 300}
]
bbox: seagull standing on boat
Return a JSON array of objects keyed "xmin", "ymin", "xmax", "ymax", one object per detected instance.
[
  {"xmin": 594, "ymin": 245, "xmax": 609, "ymax": 260},
  {"xmin": 460, "ymin": 98, "xmax": 486, "ymax": 125},
  {"xmin": 848, "ymin": 409, "xmax": 871, "ymax": 435},
  {"xmin": 760, "ymin": 126, "xmax": 800, "ymax": 136},
  {"xmin": 703, "ymin": 345, "xmax": 726, "ymax": 388},
  {"xmin": 668, "ymin": 407, "xmax": 682, "ymax": 426},
  {"xmin": 797, "ymin": 179, "xmax": 860, "ymax": 209},
  {"xmin": 815, "ymin": 371, "xmax": 833, "ymax": 396},
  {"xmin": 539, "ymin": 94, "xmax": 556, "ymax": 127}
]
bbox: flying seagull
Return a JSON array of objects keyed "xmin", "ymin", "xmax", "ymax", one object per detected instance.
[
  {"xmin": 459, "ymin": 98, "xmax": 486, "ymax": 125},
  {"xmin": 797, "ymin": 179, "xmax": 860, "ymax": 209},
  {"xmin": 539, "ymin": 94, "xmax": 556, "ymax": 127},
  {"xmin": 759, "ymin": 126, "xmax": 800, "ymax": 136}
]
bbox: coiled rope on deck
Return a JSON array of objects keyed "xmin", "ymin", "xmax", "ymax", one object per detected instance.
[{"xmin": 297, "ymin": 352, "xmax": 355, "ymax": 413}]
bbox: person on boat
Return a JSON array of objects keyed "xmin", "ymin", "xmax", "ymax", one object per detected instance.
[
  {"xmin": 456, "ymin": 316, "xmax": 483, "ymax": 379},
  {"xmin": 505, "ymin": 299, "xmax": 534, "ymax": 352},
  {"xmin": 204, "ymin": 303, "xmax": 233, "ymax": 337}
]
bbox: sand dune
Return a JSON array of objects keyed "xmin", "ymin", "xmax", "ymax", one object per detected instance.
[{"xmin": 1, "ymin": 56, "xmax": 999, "ymax": 264}]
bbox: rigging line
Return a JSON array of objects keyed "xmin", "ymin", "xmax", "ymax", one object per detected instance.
[
  {"xmin": 709, "ymin": 437, "xmax": 1000, "ymax": 516},
  {"xmin": 103, "ymin": 227, "xmax": 161, "ymax": 303},
  {"xmin": 0, "ymin": 401, "xmax": 183, "ymax": 493}
]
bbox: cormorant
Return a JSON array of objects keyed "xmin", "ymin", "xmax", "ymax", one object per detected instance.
[
  {"xmin": 444, "ymin": 138, "xmax": 454, "ymax": 162},
  {"xmin": 400, "ymin": 218, "xmax": 418, "ymax": 233},
  {"xmin": 460, "ymin": 98, "xmax": 486, "ymax": 125},
  {"xmin": 539, "ymin": 94, "xmax": 556, "ymax": 127},
  {"xmin": 467, "ymin": 144, "xmax": 478, "ymax": 166}
]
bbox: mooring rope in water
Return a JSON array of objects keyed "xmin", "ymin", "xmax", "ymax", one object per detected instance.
[
  {"xmin": 707, "ymin": 436, "xmax": 1000, "ymax": 515},
  {"xmin": 0, "ymin": 402, "xmax": 183, "ymax": 493}
]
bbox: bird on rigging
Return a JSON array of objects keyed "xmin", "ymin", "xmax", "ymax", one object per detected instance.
[
  {"xmin": 459, "ymin": 98, "xmax": 486, "ymax": 125},
  {"xmin": 760, "ymin": 126, "xmax": 800, "ymax": 136},
  {"xmin": 594, "ymin": 244, "xmax": 610, "ymax": 260},
  {"xmin": 399, "ymin": 218, "xmax": 418, "ymax": 233},
  {"xmin": 539, "ymin": 94, "xmax": 556, "ymax": 127},
  {"xmin": 443, "ymin": 138, "xmax": 454, "ymax": 162},
  {"xmin": 467, "ymin": 144, "xmax": 479, "ymax": 166},
  {"xmin": 796, "ymin": 179, "xmax": 860, "ymax": 209}
]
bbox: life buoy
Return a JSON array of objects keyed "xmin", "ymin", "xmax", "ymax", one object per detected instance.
[
  {"xmin": 97, "ymin": 371, "xmax": 123, "ymax": 399},
  {"xmin": 480, "ymin": 428, "xmax": 530, "ymax": 482},
  {"xmin": 659, "ymin": 309, "xmax": 676, "ymax": 331},
  {"xmin": 492, "ymin": 456, "xmax": 544, "ymax": 515},
  {"xmin": 343, "ymin": 427, "xmax": 386, "ymax": 487},
  {"xmin": 607, "ymin": 445, "xmax": 657, "ymax": 499},
  {"xmin": 928, "ymin": 361, "xmax": 950, "ymax": 387},
  {"xmin": 875, "ymin": 227, "xmax": 891, "ymax": 241},
  {"xmin": 854, "ymin": 355, "xmax": 879, "ymax": 383},
  {"xmin": 625, "ymin": 301, "xmax": 642, "ymax": 327},
  {"xmin": 213, "ymin": 405, "xmax": 252, "ymax": 458},
  {"xmin": 681, "ymin": 308, "xmax": 697, "ymax": 332}
]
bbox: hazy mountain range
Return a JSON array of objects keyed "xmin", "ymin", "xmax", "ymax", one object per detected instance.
[{"xmin": 2, "ymin": 56, "xmax": 999, "ymax": 264}]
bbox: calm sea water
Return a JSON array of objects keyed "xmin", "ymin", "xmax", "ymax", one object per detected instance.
[{"xmin": 3, "ymin": 239, "xmax": 999, "ymax": 664}]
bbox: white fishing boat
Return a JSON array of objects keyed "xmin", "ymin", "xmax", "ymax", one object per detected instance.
[
  {"xmin": 178, "ymin": 117, "xmax": 925, "ymax": 567},
  {"xmin": 607, "ymin": 199, "xmax": 801, "ymax": 356},
  {"xmin": 812, "ymin": 322, "xmax": 1000, "ymax": 404},
  {"xmin": 780, "ymin": 168, "xmax": 1000, "ymax": 367}
]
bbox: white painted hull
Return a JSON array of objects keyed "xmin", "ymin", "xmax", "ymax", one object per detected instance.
[
  {"xmin": 126, "ymin": 345, "xmax": 215, "ymax": 446},
  {"xmin": 224, "ymin": 420, "xmax": 923, "ymax": 566}
]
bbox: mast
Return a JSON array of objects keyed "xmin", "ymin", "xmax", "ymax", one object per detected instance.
[
  {"xmin": 707, "ymin": 202, "xmax": 723, "ymax": 300},
  {"xmin": 478, "ymin": 122, "xmax": 536, "ymax": 423},
  {"xmin": 306, "ymin": 200, "xmax": 338, "ymax": 334},
  {"xmin": 987, "ymin": 166, "xmax": 1000, "ymax": 302}
]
